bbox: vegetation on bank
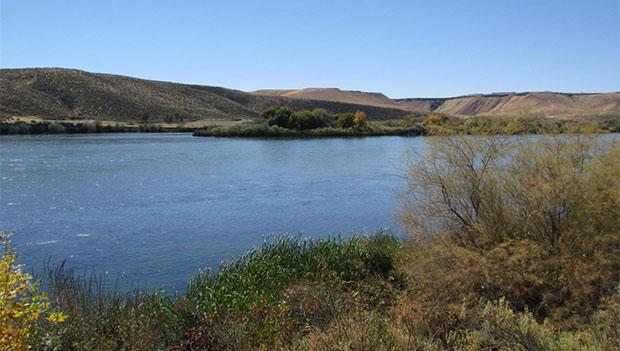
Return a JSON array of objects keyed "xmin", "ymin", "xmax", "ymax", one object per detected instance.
[
  {"xmin": 2, "ymin": 106, "xmax": 618, "ymax": 137},
  {"xmin": 11, "ymin": 234, "xmax": 401, "ymax": 350},
  {"xmin": 420, "ymin": 113, "xmax": 620, "ymax": 135},
  {"xmin": 1, "ymin": 134, "xmax": 619, "ymax": 350},
  {"xmin": 0, "ymin": 120, "xmax": 194, "ymax": 135},
  {"xmin": 194, "ymin": 106, "xmax": 425, "ymax": 138},
  {"xmin": 193, "ymin": 122, "xmax": 425, "ymax": 138},
  {"xmin": 194, "ymin": 106, "xmax": 620, "ymax": 138},
  {"xmin": 1, "ymin": 232, "xmax": 67, "ymax": 350}
]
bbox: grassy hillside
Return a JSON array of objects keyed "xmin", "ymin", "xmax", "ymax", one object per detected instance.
[{"xmin": 0, "ymin": 68, "xmax": 411, "ymax": 122}]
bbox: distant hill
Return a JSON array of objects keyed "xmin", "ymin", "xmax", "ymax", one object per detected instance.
[
  {"xmin": 254, "ymin": 89, "xmax": 620, "ymax": 118},
  {"xmin": 397, "ymin": 92, "xmax": 620, "ymax": 118},
  {"xmin": 0, "ymin": 68, "xmax": 410, "ymax": 122},
  {"xmin": 1, "ymin": 68, "xmax": 618, "ymax": 123},
  {"xmin": 252, "ymin": 88, "xmax": 404, "ymax": 110}
]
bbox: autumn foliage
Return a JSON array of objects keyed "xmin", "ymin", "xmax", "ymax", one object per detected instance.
[{"xmin": 1, "ymin": 232, "xmax": 66, "ymax": 350}]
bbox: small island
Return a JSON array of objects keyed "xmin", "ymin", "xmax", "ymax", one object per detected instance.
[{"xmin": 193, "ymin": 105, "xmax": 620, "ymax": 138}]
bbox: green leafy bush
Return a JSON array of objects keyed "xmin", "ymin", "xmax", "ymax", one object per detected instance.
[
  {"xmin": 335, "ymin": 112, "xmax": 356, "ymax": 128},
  {"xmin": 261, "ymin": 105, "xmax": 295, "ymax": 128}
]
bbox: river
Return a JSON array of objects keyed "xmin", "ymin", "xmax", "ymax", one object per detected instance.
[{"xmin": 0, "ymin": 133, "xmax": 424, "ymax": 291}]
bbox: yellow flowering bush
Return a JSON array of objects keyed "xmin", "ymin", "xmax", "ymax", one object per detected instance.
[{"xmin": 0, "ymin": 231, "xmax": 66, "ymax": 350}]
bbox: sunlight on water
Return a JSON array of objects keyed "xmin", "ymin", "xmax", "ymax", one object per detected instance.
[{"xmin": 0, "ymin": 133, "xmax": 423, "ymax": 291}]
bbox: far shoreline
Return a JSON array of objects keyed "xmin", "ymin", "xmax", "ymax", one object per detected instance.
[{"xmin": 2, "ymin": 114, "xmax": 619, "ymax": 137}]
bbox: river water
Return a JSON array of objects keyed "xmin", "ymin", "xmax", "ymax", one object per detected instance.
[{"xmin": 0, "ymin": 133, "xmax": 425, "ymax": 291}]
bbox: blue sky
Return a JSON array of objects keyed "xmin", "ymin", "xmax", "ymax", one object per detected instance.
[{"xmin": 1, "ymin": 0, "xmax": 618, "ymax": 97}]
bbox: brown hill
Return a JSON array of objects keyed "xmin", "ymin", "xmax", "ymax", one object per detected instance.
[
  {"xmin": 2, "ymin": 68, "xmax": 617, "ymax": 123},
  {"xmin": 252, "ymin": 88, "xmax": 404, "ymax": 110},
  {"xmin": 398, "ymin": 92, "xmax": 620, "ymax": 118},
  {"xmin": 254, "ymin": 88, "xmax": 619, "ymax": 118},
  {"xmin": 0, "ymin": 68, "xmax": 410, "ymax": 122}
]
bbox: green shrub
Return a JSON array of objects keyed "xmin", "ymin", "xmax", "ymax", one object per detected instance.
[
  {"xmin": 589, "ymin": 286, "xmax": 620, "ymax": 349},
  {"xmin": 261, "ymin": 105, "xmax": 294, "ymax": 128},
  {"xmin": 401, "ymin": 135, "xmax": 620, "ymax": 250},
  {"xmin": 397, "ymin": 134, "xmax": 620, "ymax": 333},
  {"xmin": 450, "ymin": 298, "xmax": 607, "ymax": 351},
  {"xmin": 290, "ymin": 109, "xmax": 331, "ymax": 130},
  {"xmin": 335, "ymin": 113, "xmax": 356, "ymax": 128}
]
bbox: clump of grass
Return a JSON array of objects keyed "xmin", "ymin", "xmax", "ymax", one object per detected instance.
[
  {"xmin": 29, "ymin": 233, "xmax": 401, "ymax": 350},
  {"xmin": 186, "ymin": 234, "xmax": 400, "ymax": 313},
  {"xmin": 178, "ymin": 234, "xmax": 402, "ymax": 349},
  {"xmin": 31, "ymin": 262, "xmax": 181, "ymax": 350}
]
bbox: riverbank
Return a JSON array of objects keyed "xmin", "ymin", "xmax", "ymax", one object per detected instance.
[
  {"xmin": 19, "ymin": 227, "xmax": 620, "ymax": 350},
  {"xmin": 0, "ymin": 121, "xmax": 195, "ymax": 134},
  {"xmin": 3, "ymin": 114, "xmax": 619, "ymax": 137},
  {"xmin": 193, "ymin": 115, "xmax": 620, "ymax": 138},
  {"xmin": 0, "ymin": 116, "xmax": 247, "ymax": 135}
]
